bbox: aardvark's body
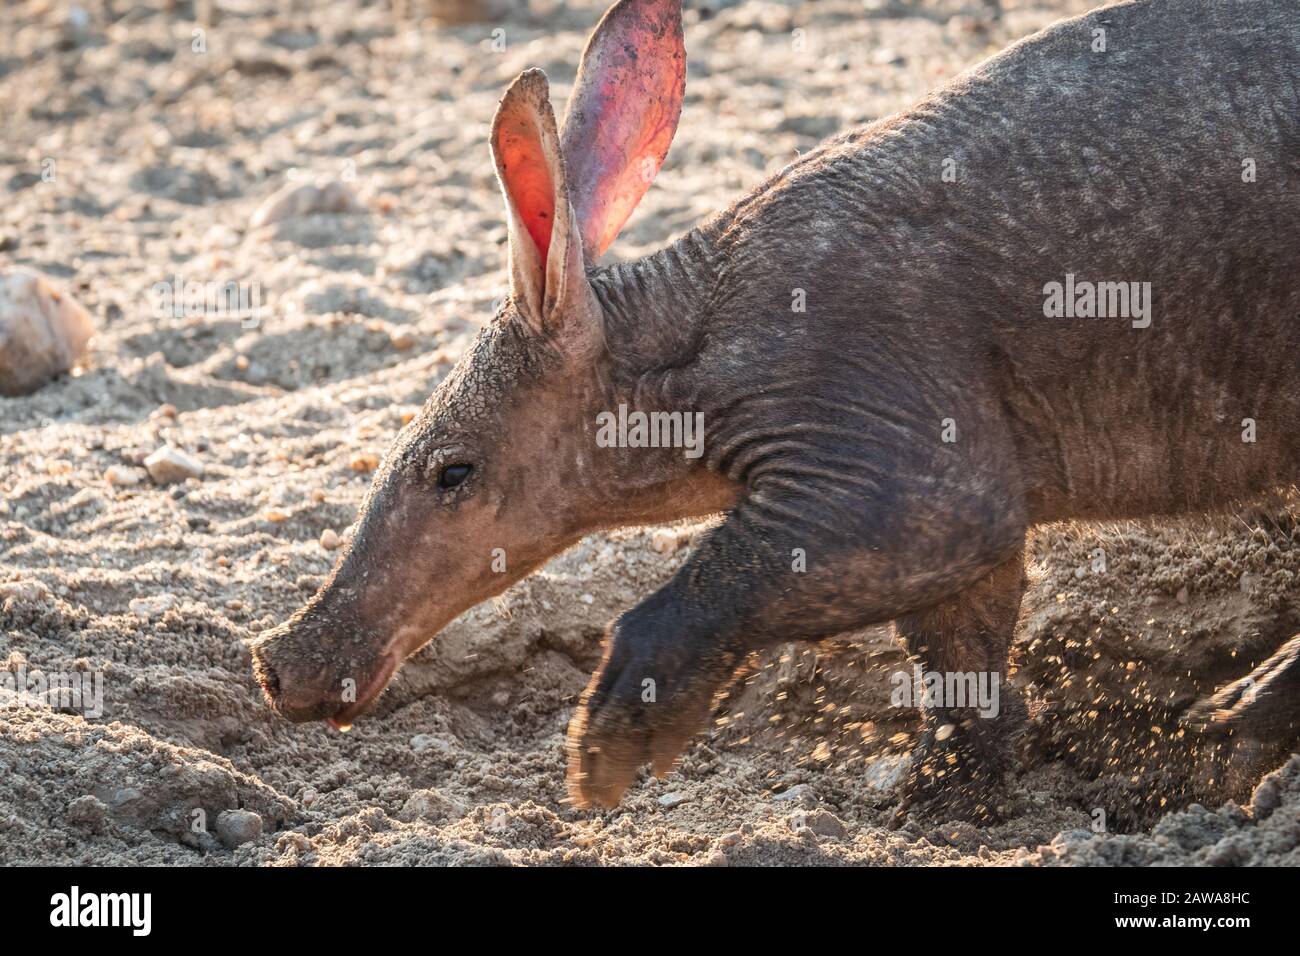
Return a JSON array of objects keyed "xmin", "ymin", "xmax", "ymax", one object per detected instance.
[{"xmin": 252, "ymin": 0, "xmax": 1300, "ymax": 821}]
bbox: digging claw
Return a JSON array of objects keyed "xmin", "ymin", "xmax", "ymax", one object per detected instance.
[
  {"xmin": 564, "ymin": 675, "xmax": 704, "ymax": 810},
  {"xmin": 889, "ymin": 717, "xmax": 1016, "ymax": 827},
  {"xmin": 564, "ymin": 700, "xmax": 658, "ymax": 809},
  {"xmin": 1182, "ymin": 635, "xmax": 1300, "ymax": 738},
  {"xmin": 564, "ymin": 620, "xmax": 738, "ymax": 810},
  {"xmin": 564, "ymin": 700, "xmax": 697, "ymax": 809}
]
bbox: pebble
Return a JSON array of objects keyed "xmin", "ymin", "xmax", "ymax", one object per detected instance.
[
  {"xmin": 657, "ymin": 792, "xmax": 691, "ymax": 809},
  {"xmin": 793, "ymin": 823, "xmax": 820, "ymax": 846},
  {"xmin": 104, "ymin": 464, "xmax": 146, "ymax": 487},
  {"xmin": 216, "ymin": 809, "xmax": 264, "ymax": 849},
  {"xmin": 1051, "ymin": 828, "xmax": 1093, "ymax": 847},
  {"xmin": 143, "ymin": 445, "xmax": 205, "ymax": 485},
  {"xmin": 319, "ymin": 528, "xmax": 341, "ymax": 550},
  {"xmin": 389, "ymin": 325, "xmax": 417, "ymax": 350},
  {"xmin": 650, "ymin": 528, "xmax": 685, "ymax": 555},
  {"xmin": 277, "ymin": 831, "xmax": 313, "ymax": 854},
  {"xmin": 110, "ymin": 788, "xmax": 143, "ymax": 811},
  {"xmin": 398, "ymin": 790, "xmax": 463, "ymax": 824},
  {"xmin": 129, "ymin": 594, "xmax": 176, "ymax": 619},
  {"xmin": 1206, "ymin": 839, "xmax": 1248, "ymax": 867},
  {"xmin": 772, "ymin": 783, "xmax": 816, "ymax": 805},
  {"xmin": 862, "ymin": 754, "xmax": 908, "ymax": 793},
  {"xmin": 803, "ymin": 809, "xmax": 849, "ymax": 840},
  {"xmin": 65, "ymin": 795, "xmax": 108, "ymax": 832},
  {"xmin": 350, "ymin": 453, "xmax": 379, "ymax": 472},
  {"xmin": 250, "ymin": 180, "xmax": 366, "ymax": 229},
  {"xmin": 410, "ymin": 734, "xmax": 454, "ymax": 757},
  {"xmin": 0, "ymin": 270, "xmax": 94, "ymax": 397}
]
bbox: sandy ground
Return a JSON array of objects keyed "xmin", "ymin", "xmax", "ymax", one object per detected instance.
[{"xmin": 2, "ymin": 0, "xmax": 1299, "ymax": 866}]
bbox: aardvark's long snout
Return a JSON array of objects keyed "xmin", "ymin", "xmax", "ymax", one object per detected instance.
[
  {"xmin": 250, "ymin": 609, "xmax": 400, "ymax": 727},
  {"xmin": 248, "ymin": 442, "xmax": 444, "ymax": 727}
]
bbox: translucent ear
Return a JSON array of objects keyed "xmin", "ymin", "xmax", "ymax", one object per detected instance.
[
  {"xmin": 490, "ymin": 69, "xmax": 585, "ymax": 330},
  {"xmin": 560, "ymin": 0, "xmax": 686, "ymax": 260}
]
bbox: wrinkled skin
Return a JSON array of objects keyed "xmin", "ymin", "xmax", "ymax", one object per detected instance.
[
  {"xmin": 251, "ymin": 313, "xmax": 739, "ymax": 725},
  {"xmin": 254, "ymin": 0, "xmax": 1300, "ymax": 821}
]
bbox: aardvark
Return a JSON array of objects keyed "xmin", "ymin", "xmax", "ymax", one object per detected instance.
[{"xmin": 252, "ymin": 0, "xmax": 1300, "ymax": 822}]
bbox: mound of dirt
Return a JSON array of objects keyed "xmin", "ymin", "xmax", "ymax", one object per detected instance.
[{"xmin": 1017, "ymin": 509, "xmax": 1300, "ymax": 830}]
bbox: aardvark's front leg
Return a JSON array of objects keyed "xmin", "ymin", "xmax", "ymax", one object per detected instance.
[
  {"xmin": 565, "ymin": 472, "xmax": 1027, "ymax": 809},
  {"xmin": 564, "ymin": 502, "xmax": 792, "ymax": 809}
]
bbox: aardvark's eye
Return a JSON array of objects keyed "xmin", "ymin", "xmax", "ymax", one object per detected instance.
[{"xmin": 438, "ymin": 464, "xmax": 473, "ymax": 489}]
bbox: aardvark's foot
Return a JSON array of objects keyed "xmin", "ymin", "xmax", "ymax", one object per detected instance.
[
  {"xmin": 565, "ymin": 622, "xmax": 739, "ymax": 809},
  {"xmin": 888, "ymin": 717, "xmax": 1016, "ymax": 828},
  {"xmin": 1182, "ymin": 634, "xmax": 1300, "ymax": 738}
]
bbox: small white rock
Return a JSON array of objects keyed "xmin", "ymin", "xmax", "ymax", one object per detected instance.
[
  {"xmin": 389, "ymin": 325, "xmax": 417, "ymax": 351},
  {"xmin": 0, "ymin": 271, "xmax": 94, "ymax": 397},
  {"xmin": 772, "ymin": 783, "xmax": 816, "ymax": 805},
  {"xmin": 319, "ymin": 528, "xmax": 341, "ymax": 550},
  {"xmin": 410, "ymin": 734, "xmax": 454, "ymax": 757},
  {"xmin": 657, "ymin": 792, "xmax": 691, "ymax": 809},
  {"xmin": 144, "ymin": 445, "xmax": 205, "ymax": 485},
  {"xmin": 862, "ymin": 754, "xmax": 909, "ymax": 793},
  {"xmin": 215, "ymin": 809, "xmax": 264, "ymax": 849},
  {"xmin": 250, "ymin": 180, "xmax": 366, "ymax": 229},
  {"xmin": 129, "ymin": 594, "xmax": 176, "ymax": 619},
  {"xmin": 104, "ymin": 464, "xmax": 146, "ymax": 487},
  {"xmin": 650, "ymin": 528, "xmax": 684, "ymax": 555}
]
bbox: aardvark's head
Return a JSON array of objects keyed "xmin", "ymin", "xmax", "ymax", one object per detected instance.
[{"xmin": 251, "ymin": 0, "xmax": 706, "ymax": 726}]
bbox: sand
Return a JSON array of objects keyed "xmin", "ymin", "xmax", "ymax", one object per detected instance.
[{"xmin": 2, "ymin": 0, "xmax": 1299, "ymax": 866}]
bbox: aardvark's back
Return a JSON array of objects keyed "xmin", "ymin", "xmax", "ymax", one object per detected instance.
[{"xmin": 708, "ymin": 0, "xmax": 1300, "ymax": 523}]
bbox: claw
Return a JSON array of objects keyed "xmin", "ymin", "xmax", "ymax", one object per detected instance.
[
  {"xmin": 1183, "ymin": 635, "xmax": 1300, "ymax": 738},
  {"xmin": 563, "ymin": 620, "xmax": 740, "ymax": 810}
]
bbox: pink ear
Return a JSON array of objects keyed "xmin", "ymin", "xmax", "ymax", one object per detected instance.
[
  {"xmin": 490, "ymin": 69, "xmax": 588, "ymax": 332},
  {"xmin": 493, "ymin": 72, "xmax": 560, "ymax": 269},
  {"xmin": 560, "ymin": 0, "xmax": 685, "ymax": 260}
]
